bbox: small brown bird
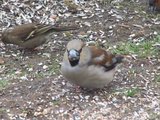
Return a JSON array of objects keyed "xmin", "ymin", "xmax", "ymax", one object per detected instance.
[
  {"xmin": 149, "ymin": 0, "xmax": 160, "ymax": 12},
  {"xmin": 1, "ymin": 23, "xmax": 79, "ymax": 49},
  {"xmin": 61, "ymin": 40, "xmax": 124, "ymax": 88}
]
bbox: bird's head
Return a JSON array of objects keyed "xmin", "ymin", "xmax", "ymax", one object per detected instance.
[{"xmin": 66, "ymin": 40, "xmax": 84, "ymax": 66}]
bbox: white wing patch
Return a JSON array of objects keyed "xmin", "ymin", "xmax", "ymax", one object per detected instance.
[{"xmin": 93, "ymin": 54, "xmax": 105, "ymax": 62}]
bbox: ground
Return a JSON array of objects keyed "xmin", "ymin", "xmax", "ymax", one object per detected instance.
[{"xmin": 0, "ymin": 0, "xmax": 160, "ymax": 120}]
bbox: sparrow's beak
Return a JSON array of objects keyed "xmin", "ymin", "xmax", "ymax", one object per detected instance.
[{"xmin": 67, "ymin": 49, "xmax": 80, "ymax": 61}]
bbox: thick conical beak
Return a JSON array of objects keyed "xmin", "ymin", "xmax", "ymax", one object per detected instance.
[{"xmin": 68, "ymin": 49, "xmax": 80, "ymax": 61}]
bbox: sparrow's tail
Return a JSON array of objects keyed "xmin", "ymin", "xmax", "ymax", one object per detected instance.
[
  {"xmin": 34, "ymin": 25, "xmax": 79, "ymax": 35},
  {"xmin": 50, "ymin": 25, "xmax": 79, "ymax": 32}
]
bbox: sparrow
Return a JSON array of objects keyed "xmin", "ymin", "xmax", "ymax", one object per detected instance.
[
  {"xmin": 61, "ymin": 40, "xmax": 124, "ymax": 88},
  {"xmin": 1, "ymin": 23, "xmax": 79, "ymax": 49},
  {"xmin": 149, "ymin": 0, "xmax": 160, "ymax": 12}
]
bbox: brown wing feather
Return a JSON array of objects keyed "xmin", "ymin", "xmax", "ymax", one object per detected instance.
[
  {"xmin": 88, "ymin": 46, "xmax": 124, "ymax": 71},
  {"xmin": 89, "ymin": 46, "xmax": 114, "ymax": 66},
  {"xmin": 10, "ymin": 23, "xmax": 39, "ymax": 40},
  {"xmin": 155, "ymin": 0, "xmax": 160, "ymax": 8}
]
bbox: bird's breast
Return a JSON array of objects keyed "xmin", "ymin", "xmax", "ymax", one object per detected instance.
[{"xmin": 61, "ymin": 62, "xmax": 116, "ymax": 88}]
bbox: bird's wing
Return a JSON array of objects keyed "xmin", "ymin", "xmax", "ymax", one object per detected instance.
[
  {"xmin": 88, "ymin": 46, "xmax": 124, "ymax": 71},
  {"xmin": 8, "ymin": 23, "xmax": 40, "ymax": 41}
]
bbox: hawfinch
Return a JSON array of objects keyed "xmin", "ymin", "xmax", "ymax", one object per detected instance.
[
  {"xmin": 1, "ymin": 23, "xmax": 79, "ymax": 49},
  {"xmin": 61, "ymin": 40, "xmax": 124, "ymax": 88}
]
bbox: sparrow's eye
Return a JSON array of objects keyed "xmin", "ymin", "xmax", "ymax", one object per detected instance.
[{"xmin": 67, "ymin": 49, "xmax": 80, "ymax": 61}]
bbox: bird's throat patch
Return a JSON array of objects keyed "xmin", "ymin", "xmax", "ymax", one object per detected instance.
[{"xmin": 69, "ymin": 59, "xmax": 79, "ymax": 67}]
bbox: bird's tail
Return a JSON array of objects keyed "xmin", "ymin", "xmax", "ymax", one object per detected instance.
[
  {"xmin": 50, "ymin": 25, "xmax": 80, "ymax": 32},
  {"xmin": 34, "ymin": 25, "xmax": 79, "ymax": 36},
  {"xmin": 114, "ymin": 55, "xmax": 124, "ymax": 64}
]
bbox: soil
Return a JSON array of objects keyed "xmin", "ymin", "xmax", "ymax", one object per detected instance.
[{"xmin": 0, "ymin": 0, "xmax": 160, "ymax": 119}]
